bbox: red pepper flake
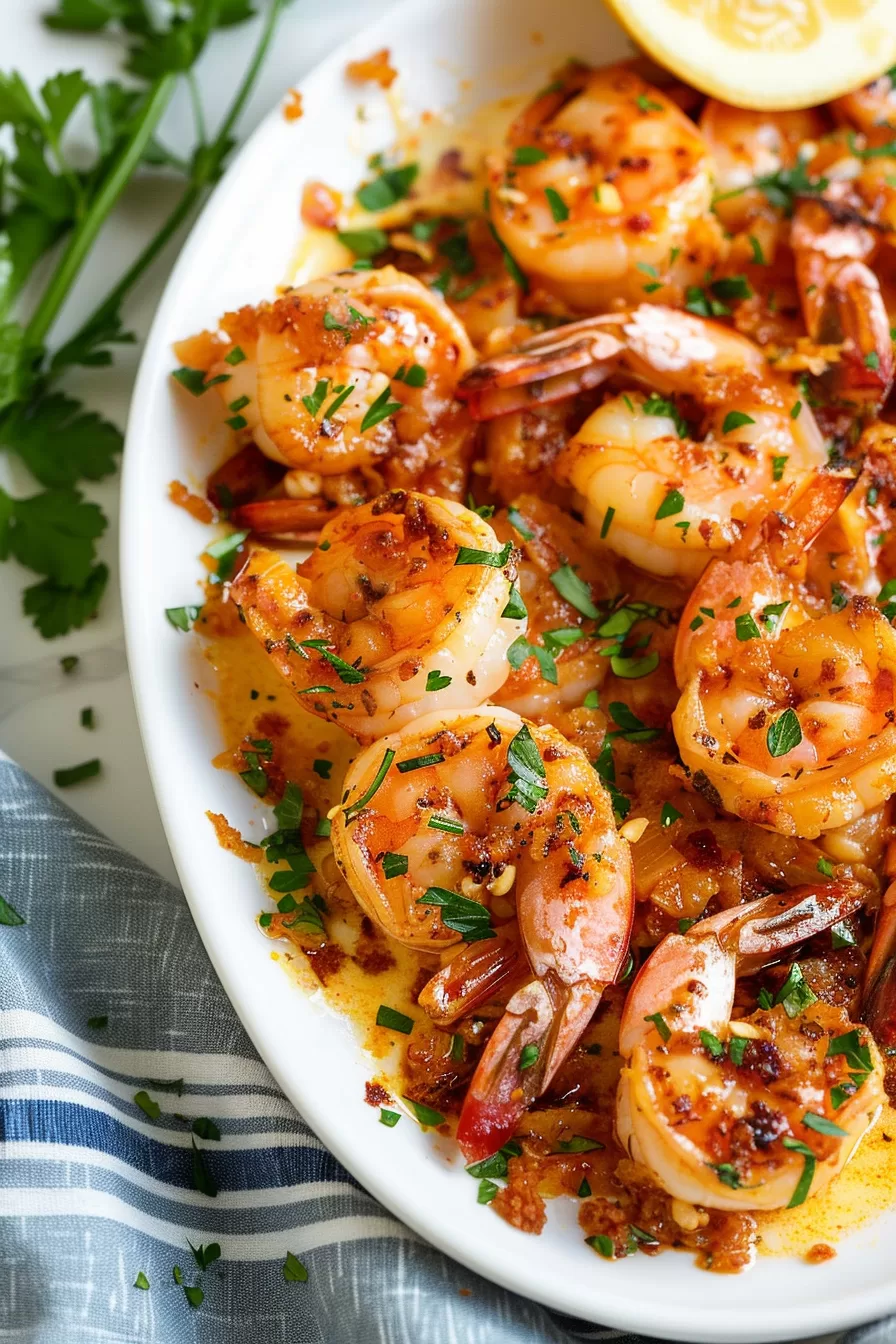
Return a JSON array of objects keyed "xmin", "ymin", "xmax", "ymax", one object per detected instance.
[{"xmin": 364, "ymin": 1080, "xmax": 392, "ymax": 1108}]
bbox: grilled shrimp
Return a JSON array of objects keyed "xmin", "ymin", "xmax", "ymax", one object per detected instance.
[
  {"xmin": 673, "ymin": 472, "xmax": 896, "ymax": 838},
  {"xmin": 486, "ymin": 63, "xmax": 720, "ymax": 310},
  {"xmin": 463, "ymin": 306, "xmax": 824, "ymax": 579},
  {"xmin": 617, "ymin": 884, "xmax": 884, "ymax": 1211},
  {"xmin": 230, "ymin": 491, "xmax": 523, "ymax": 742},
  {"xmin": 332, "ymin": 706, "xmax": 633, "ymax": 1157}
]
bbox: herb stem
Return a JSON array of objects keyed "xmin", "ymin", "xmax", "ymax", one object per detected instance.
[
  {"xmin": 24, "ymin": 75, "xmax": 179, "ymax": 351},
  {"xmin": 53, "ymin": 0, "xmax": 286, "ymax": 371}
]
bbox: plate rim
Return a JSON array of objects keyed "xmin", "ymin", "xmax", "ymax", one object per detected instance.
[{"xmin": 120, "ymin": 1, "xmax": 896, "ymax": 1337}]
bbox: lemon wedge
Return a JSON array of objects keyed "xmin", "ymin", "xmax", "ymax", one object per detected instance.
[{"xmin": 603, "ymin": 0, "xmax": 896, "ymax": 109}]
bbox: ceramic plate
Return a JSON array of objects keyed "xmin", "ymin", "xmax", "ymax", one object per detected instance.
[{"xmin": 121, "ymin": 0, "xmax": 896, "ymax": 1335}]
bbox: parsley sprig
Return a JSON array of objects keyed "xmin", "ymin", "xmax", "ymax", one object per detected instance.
[{"xmin": 0, "ymin": 1, "xmax": 286, "ymax": 637}]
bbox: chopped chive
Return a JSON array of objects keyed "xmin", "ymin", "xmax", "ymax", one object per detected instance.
[
  {"xmin": 397, "ymin": 753, "xmax": 444, "ymax": 773},
  {"xmin": 54, "ymin": 759, "xmax": 101, "ymax": 788},
  {"xmin": 376, "ymin": 1005, "xmax": 414, "ymax": 1034},
  {"xmin": 427, "ymin": 815, "xmax": 464, "ymax": 835}
]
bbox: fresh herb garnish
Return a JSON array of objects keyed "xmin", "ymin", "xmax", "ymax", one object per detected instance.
[
  {"xmin": 513, "ymin": 145, "xmax": 548, "ymax": 164},
  {"xmin": 783, "ymin": 1137, "xmax": 816, "ymax": 1207},
  {"xmin": 337, "ymin": 227, "xmax": 388, "ymax": 258},
  {"xmin": 544, "ymin": 186, "xmax": 569, "ymax": 222},
  {"xmin": 417, "ymin": 886, "xmax": 495, "ymax": 941},
  {"xmin": 425, "ymin": 668, "xmax": 452, "ymax": 692},
  {"xmin": 502, "ymin": 722, "xmax": 548, "ymax": 812},
  {"xmin": 803, "ymin": 1112, "xmax": 848, "ymax": 1138},
  {"xmin": 356, "ymin": 162, "xmax": 419, "ymax": 211},
  {"xmin": 343, "ymin": 748, "xmax": 395, "ymax": 819},
  {"xmin": 550, "ymin": 564, "xmax": 599, "ymax": 618},
  {"xmin": 376, "ymin": 1005, "xmax": 414, "ymax": 1034},
  {"xmin": 644, "ymin": 1012, "xmax": 671, "ymax": 1043},
  {"xmin": 282, "ymin": 1251, "xmax": 308, "ymax": 1283},
  {"xmin": 53, "ymin": 758, "xmax": 100, "ymax": 787},
  {"xmin": 766, "ymin": 707, "xmax": 802, "ymax": 758},
  {"xmin": 402, "ymin": 1096, "xmax": 445, "ymax": 1127},
  {"xmin": 774, "ymin": 963, "xmax": 817, "ymax": 1018},
  {"xmin": 397, "ymin": 752, "xmax": 444, "ymax": 773},
  {"xmin": 380, "ymin": 1108, "xmax": 400, "ymax": 1127},
  {"xmin": 722, "ymin": 411, "xmax": 755, "ymax": 434},
  {"xmin": 0, "ymin": 895, "xmax": 26, "ymax": 926},
  {"xmin": 359, "ymin": 383, "xmax": 402, "ymax": 433},
  {"xmin": 501, "ymin": 583, "xmax": 527, "ymax": 620},
  {"xmin": 643, "ymin": 393, "xmax": 688, "ymax": 438},
  {"xmin": 655, "ymin": 489, "xmax": 685, "ymax": 520},
  {"xmin": 300, "ymin": 639, "xmax": 365, "ymax": 685},
  {"xmin": 382, "ymin": 852, "xmax": 408, "ymax": 880},
  {"xmin": 455, "ymin": 540, "xmax": 513, "ymax": 568}
]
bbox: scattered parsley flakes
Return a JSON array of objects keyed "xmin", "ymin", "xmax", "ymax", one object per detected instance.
[{"xmin": 766, "ymin": 707, "xmax": 802, "ymax": 758}]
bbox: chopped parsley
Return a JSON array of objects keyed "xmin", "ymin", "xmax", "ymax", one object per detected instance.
[
  {"xmin": 417, "ymin": 886, "xmax": 495, "ymax": 941},
  {"xmin": 643, "ymin": 393, "xmax": 688, "ymax": 438},
  {"xmin": 359, "ymin": 384, "xmax": 403, "ymax": 433},
  {"xmin": 382, "ymin": 852, "xmax": 409, "ymax": 880},
  {"xmin": 380, "ymin": 1108, "xmax": 401, "ymax": 1127},
  {"xmin": 550, "ymin": 564, "xmax": 600, "ymax": 618},
  {"xmin": 54, "ymin": 758, "xmax": 100, "ymax": 788},
  {"xmin": 774, "ymin": 963, "xmax": 817, "ymax": 1018},
  {"xmin": 376, "ymin": 1005, "xmax": 414, "ymax": 1034},
  {"xmin": 544, "ymin": 186, "xmax": 569, "ymax": 223},
  {"xmin": 502, "ymin": 722, "xmax": 548, "ymax": 812},
  {"xmin": 513, "ymin": 145, "xmax": 549, "ymax": 164},
  {"xmin": 402, "ymin": 1097, "xmax": 445, "ymax": 1127},
  {"xmin": 425, "ymin": 669, "xmax": 452, "ymax": 691},
  {"xmin": 722, "ymin": 411, "xmax": 755, "ymax": 434},
  {"xmin": 282, "ymin": 1251, "xmax": 308, "ymax": 1283},
  {"xmin": 655, "ymin": 489, "xmax": 685, "ymax": 521},
  {"xmin": 396, "ymin": 752, "xmax": 444, "ymax": 773},
  {"xmin": 660, "ymin": 802, "xmax": 682, "ymax": 828},
  {"xmin": 356, "ymin": 162, "xmax": 419, "ymax": 211},
  {"xmin": 455, "ymin": 540, "xmax": 513, "ymax": 568},
  {"xmin": 644, "ymin": 1012, "xmax": 671, "ymax": 1042},
  {"xmin": 783, "ymin": 1137, "xmax": 816, "ymax": 1207},
  {"xmin": 519, "ymin": 1043, "xmax": 540, "ymax": 1071}
]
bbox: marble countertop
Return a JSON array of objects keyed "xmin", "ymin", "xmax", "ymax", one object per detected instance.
[{"xmin": 2, "ymin": 0, "xmax": 392, "ymax": 886}]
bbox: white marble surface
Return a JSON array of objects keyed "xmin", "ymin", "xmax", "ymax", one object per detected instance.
[{"xmin": 2, "ymin": 0, "xmax": 393, "ymax": 884}]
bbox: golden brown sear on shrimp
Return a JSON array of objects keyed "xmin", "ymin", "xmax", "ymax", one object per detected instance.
[{"xmin": 180, "ymin": 51, "xmax": 896, "ymax": 1274}]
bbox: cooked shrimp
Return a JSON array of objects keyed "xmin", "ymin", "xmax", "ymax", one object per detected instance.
[
  {"xmin": 483, "ymin": 388, "xmax": 604, "ymax": 507},
  {"xmin": 177, "ymin": 267, "xmax": 477, "ymax": 525},
  {"xmin": 489, "ymin": 497, "xmax": 622, "ymax": 723},
  {"xmin": 230, "ymin": 491, "xmax": 523, "ymax": 742},
  {"xmin": 701, "ymin": 99, "xmax": 894, "ymax": 407},
  {"xmin": 487, "ymin": 63, "xmax": 721, "ymax": 310},
  {"xmin": 331, "ymin": 705, "xmax": 633, "ymax": 1157},
  {"xmin": 556, "ymin": 309, "xmax": 824, "ymax": 578},
  {"xmin": 617, "ymin": 884, "xmax": 884, "ymax": 1211},
  {"xmin": 673, "ymin": 471, "xmax": 896, "ymax": 838}
]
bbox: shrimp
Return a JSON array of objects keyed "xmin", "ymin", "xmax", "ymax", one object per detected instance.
[
  {"xmin": 229, "ymin": 491, "xmax": 523, "ymax": 742},
  {"xmin": 672, "ymin": 471, "xmax": 896, "ymax": 838},
  {"xmin": 462, "ymin": 306, "xmax": 825, "ymax": 579},
  {"xmin": 486, "ymin": 62, "xmax": 722, "ymax": 311},
  {"xmin": 617, "ymin": 884, "xmax": 884, "ymax": 1211},
  {"xmin": 482, "ymin": 388, "xmax": 604, "ymax": 508},
  {"xmin": 177, "ymin": 267, "xmax": 477, "ymax": 528},
  {"xmin": 330, "ymin": 706, "xmax": 634, "ymax": 1157},
  {"xmin": 700, "ymin": 99, "xmax": 894, "ymax": 407},
  {"xmin": 488, "ymin": 497, "xmax": 622, "ymax": 723}
]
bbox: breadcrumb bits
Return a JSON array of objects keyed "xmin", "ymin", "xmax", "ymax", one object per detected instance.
[
  {"xmin": 346, "ymin": 49, "xmax": 397, "ymax": 89},
  {"xmin": 283, "ymin": 89, "xmax": 303, "ymax": 122}
]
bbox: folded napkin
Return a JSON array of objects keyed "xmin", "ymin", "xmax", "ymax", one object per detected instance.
[{"xmin": 0, "ymin": 753, "xmax": 883, "ymax": 1344}]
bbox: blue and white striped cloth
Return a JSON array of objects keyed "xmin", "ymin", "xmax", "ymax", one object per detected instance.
[{"xmin": 0, "ymin": 753, "xmax": 892, "ymax": 1344}]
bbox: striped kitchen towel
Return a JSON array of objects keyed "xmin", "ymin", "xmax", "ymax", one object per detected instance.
[{"xmin": 0, "ymin": 753, "xmax": 887, "ymax": 1344}]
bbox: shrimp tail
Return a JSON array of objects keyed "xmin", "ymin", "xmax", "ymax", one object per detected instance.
[
  {"xmin": 417, "ymin": 936, "xmax": 525, "ymax": 1028},
  {"xmin": 456, "ymin": 321, "xmax": 623, "ymax": 420},
  {"xmin": 229, "ymin": 497, "xmax": 341, "ymax": 540},
  {"xmin": 456, "ymin": 978, "xmax": 600, "ymax": 1162}
]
